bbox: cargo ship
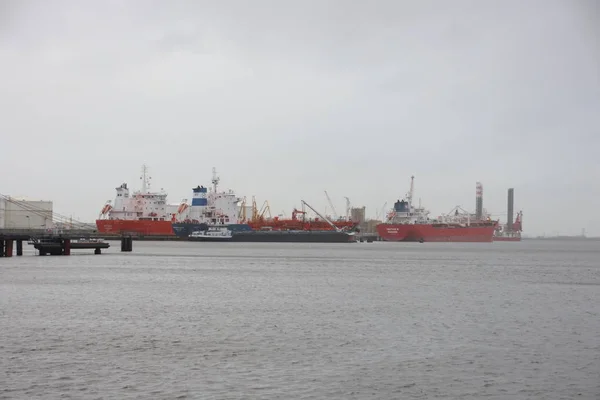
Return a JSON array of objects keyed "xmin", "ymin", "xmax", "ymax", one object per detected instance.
[
  {"xmin": 187, "ymin": 200, "xmax": 359, "ymax": 243},
  {"xmin": 96, "ymin": 165, "xmax": 176, "ymax": 236},
  {"xmin": 172, "ymin": 168, "xmax": 358, "ymax": 238},
  {"xmin": 242, "ymin": 199, "xmax": 359, "ymax": 242},
  {"xmin": 376, "ymin": 177, "xmax": 497, "ymax": 242},
  {"xmin": 493, "ymin": 188, "xmax": 522, "ymax": 241},
  {"xmin": 246, "ymin": 206, "xmax": 357, "ymax": 232}
]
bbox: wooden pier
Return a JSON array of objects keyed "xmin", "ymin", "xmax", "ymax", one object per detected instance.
[{"xmin": 0, "ymin": 229, "xmax": 132, "ymax": 257}]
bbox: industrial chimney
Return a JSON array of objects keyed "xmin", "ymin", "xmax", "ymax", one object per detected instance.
[
  {"xmin": 475, "ymin": 182, "xmax": 483, "ymax": 220},
  {"xmin": 507, "ymin": 188, "xmax": 514, "ymax": 231}
]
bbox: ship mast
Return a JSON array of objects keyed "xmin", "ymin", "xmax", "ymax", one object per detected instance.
[
  {"xmin": 407, "ymin": 175, "xmax": 415, "ymax": 211},
  {"xmin": 212, "ymin": 167, "xmax": 220, "ymax": 193},
  {"xmin": 140, "ymin": 164, "xmax": 151, "ymax": 193}
]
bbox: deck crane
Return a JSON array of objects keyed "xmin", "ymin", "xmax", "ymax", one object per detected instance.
[
  {"xmin": 291, "ymin": 207, "xmax": 306, "ymax": 221},
  {"xmin": 259, "ymin": 200, "xmax": 272, "ymax": 220},
  {"xmin": 301, "ymin": 200, "xmax": 341, "ymax": 232},
  {"xmin": 324, "ymin": 190, "xmax": 339, "ymax": 220},
  {"xmin": 251, "ymin": 196, "xmax": 272, "ymax": 222}
]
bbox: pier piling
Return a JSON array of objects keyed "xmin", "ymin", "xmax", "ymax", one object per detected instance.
[
  {"xmin": 1, "ymin": 229, "xmax": 128, "ymax": 258},
  {"xmin": 3, "ymin": 240, "xmax": 13, "ymax": 257},
  {"xmin": 121, "ymin": 236, "xmax": 133, "ymax": 252},
  {"xmin": 63, "ymin": 239, "xmax": 71, "ymax": 256}
]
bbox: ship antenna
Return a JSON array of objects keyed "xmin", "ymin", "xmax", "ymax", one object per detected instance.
[{"xmin": 212, "ymin": 167, "xmax": 220, "ymax": 192}]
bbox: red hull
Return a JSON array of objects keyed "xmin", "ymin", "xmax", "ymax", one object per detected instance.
[
  {"xmin": 96, "ymin": 220, "xmax": 175, "ymax": 236},
  {"xmin": 493, "ymin": 236, "xmax": 521, "ymax": 242},
  {"xmin": 377, "ymin": 223, "xmax": 496, "ymax": 242},
  {"xmin": 248, "ymin": 220, "xmax": 356, "ymax": 232}
]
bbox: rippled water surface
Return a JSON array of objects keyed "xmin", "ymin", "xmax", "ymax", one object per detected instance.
[{"xmin": 1, "ymin": 240, "xmax": 599, "ymax": 399}]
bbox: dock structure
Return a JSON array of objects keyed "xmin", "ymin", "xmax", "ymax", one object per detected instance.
[
  {"xmin": 29, "ymin": 238, "xmax": 110, "ymax": 256},
  {"xmin": 356, "ymin": 233, "xmax": 380, "ymax": 243},
  {"xmin": 0, "ymin": 229, "xmax": 132, "ymax": 257}
]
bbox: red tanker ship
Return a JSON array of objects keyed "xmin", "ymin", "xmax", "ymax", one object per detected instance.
[
  {"xmin": 376, "ymin": 177, "xmax": 497, "ymax": 242},
  {"xmin": 247, "ymin": 205, "xmax": 357, "ymax": 232},
  {"xmin": 96, "ymin": 165, "xmax": 176, "ymax": 236}
]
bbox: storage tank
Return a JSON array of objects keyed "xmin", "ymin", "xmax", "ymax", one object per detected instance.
[{"xmin": 350, "ymin": 206, "xmax": 366, "ymax": 223}]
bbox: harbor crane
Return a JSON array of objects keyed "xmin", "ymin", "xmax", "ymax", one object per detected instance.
[
  {"xmin": 376, "ymin": 202, "xmax": 387, "ymax": 220},
  {"xmin": 344, "ymin": 197, "xmax": 351, "ymax": 221},
  {"xmin": 324, "ymin": 190, "xmax": 339, "ymax": 220}
]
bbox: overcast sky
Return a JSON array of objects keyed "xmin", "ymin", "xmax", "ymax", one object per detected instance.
[{"xmin": 1, "ymin": 0, "xmax": 598, "ymax": 236}]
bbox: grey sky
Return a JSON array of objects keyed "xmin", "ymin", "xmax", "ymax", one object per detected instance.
[{"xmin": 1, "ymin": 0, "xmax": 599, "ymax": 236}]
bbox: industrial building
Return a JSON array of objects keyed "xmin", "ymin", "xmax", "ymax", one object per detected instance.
[
  {"xmin": 348, "ymin": 206, "xmax": 382, "ymax": 235},
  {"xmin": 0, "ymin": 197, "xmax": 53, "ymax": 229},
  {"xmin": 350, "ymin": 206, "xmax": 366, "ymax": 224}
]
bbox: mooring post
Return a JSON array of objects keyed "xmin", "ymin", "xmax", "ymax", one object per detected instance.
[
  {"xmin": 63, "ymin": 239, "xmax": 71, "ymax": 256},
  {"xmin": 4, "ymin": 240, "xmax": 13, "ymax": 257},
  {"xmin": 94, "ymin": 248, "xmax": 101, "ymax": 255},
  {"xmin": 16, "ymin": 240, "xmax": 23, "ymax": 256},
  {"xmin": 0, "ymin": 240, "xmax": 4, "ymax": 257}
]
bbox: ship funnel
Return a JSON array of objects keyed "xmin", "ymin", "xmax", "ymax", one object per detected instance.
[
  {"xmin": 507, "ymin": 188, "xmax": 514, "ymax": 231},
  {"xmin": 475, "ymin": 182, "xmax": 483, "ymax": 220}
]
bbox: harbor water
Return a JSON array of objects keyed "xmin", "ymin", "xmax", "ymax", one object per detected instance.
[{"xmin": 1, "ymin": 240, "xmax": 599, "ymax": 399}]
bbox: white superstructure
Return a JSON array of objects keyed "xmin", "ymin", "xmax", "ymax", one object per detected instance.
[
  {"xmin": 179, "ymin": 168, "xmax": 243, "ymax": 225},
  {"xmin": 98, "ymin": 165, "xmax": 169, "ymax": 221},
  {"xmin": 97, "ymin": 166, "xmax": 244, "ymax": 225},
  {"xmin": 189, "ymin": 226, "xmax": 233, "ymax": 240},
  {"xmin": 386, "ymin": 176, "xmax": 431, "ymax": 224}
]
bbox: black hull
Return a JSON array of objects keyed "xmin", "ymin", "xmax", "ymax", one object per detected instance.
[
  {"xmin": 230, "ymin": 231, "xmax": 356, "ymax": 243},
  {"xmin": 188, "ymin": 237, "xmax": 233, "ymax": 242}
]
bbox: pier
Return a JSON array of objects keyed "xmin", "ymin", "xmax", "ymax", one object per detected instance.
[{"xmin": 0, "ymin": 229, "xmax": 133, "ymax": 257}]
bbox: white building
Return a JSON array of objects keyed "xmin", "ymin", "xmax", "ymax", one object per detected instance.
[{"xmin": 0, "ymin": 197, "xmax": 53, "ymax": 229}]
